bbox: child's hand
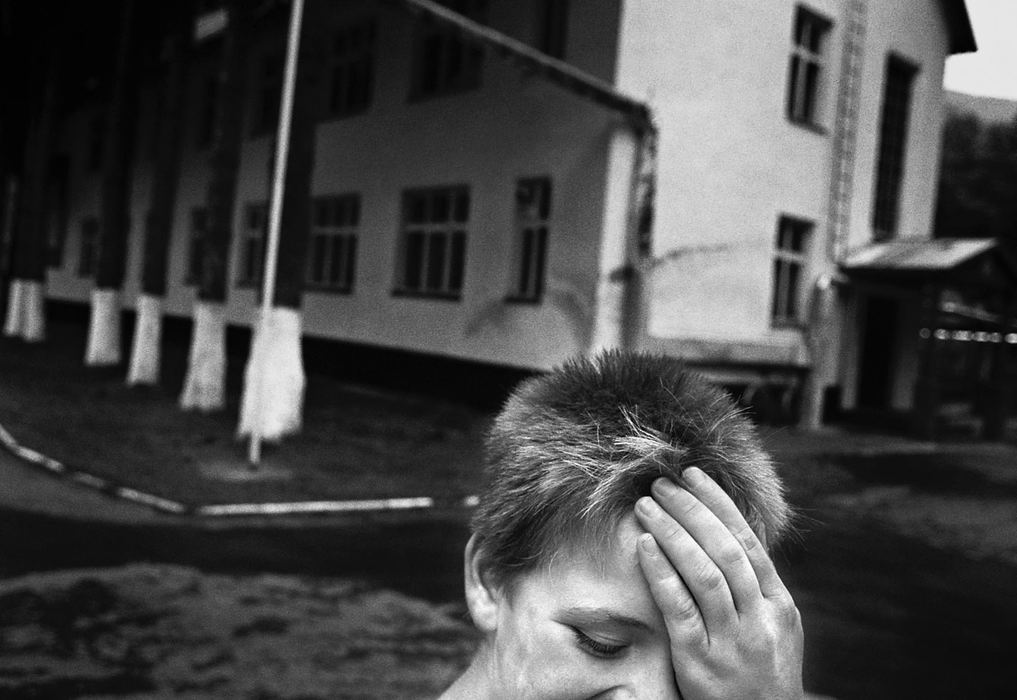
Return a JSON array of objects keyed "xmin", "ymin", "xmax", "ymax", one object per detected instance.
[{"xmin": 634, "ymin": 468, "xmax": 804, "ymax": 700}]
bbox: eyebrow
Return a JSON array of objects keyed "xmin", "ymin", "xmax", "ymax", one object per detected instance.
[{"xmin": 561, "ymin": 606, "xmax": 654, "ymax": 632}]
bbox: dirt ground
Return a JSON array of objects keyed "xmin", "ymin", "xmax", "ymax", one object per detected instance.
[{"xmin": 2, "ymin": 323, "xmax": 1017, "ymax": 698}]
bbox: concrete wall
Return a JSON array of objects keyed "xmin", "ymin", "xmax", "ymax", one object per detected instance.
[{"xmin": 46, "ymin": 0, "xmax": 623, "ymax": 371}]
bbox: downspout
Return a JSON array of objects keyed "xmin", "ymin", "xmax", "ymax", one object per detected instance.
[{"xmin": 620, "ymin": 124, "xmax": 658, "ymax": 352}]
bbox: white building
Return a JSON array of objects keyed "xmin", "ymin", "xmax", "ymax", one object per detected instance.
[{"xmin": 41, "ymin": 0, "xmax": 984, "ymax": 426}]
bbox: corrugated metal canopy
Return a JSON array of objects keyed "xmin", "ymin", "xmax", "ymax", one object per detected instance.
[{"xmin": 843, "ymin": 238, "xmax": 996, "ymax": 272}]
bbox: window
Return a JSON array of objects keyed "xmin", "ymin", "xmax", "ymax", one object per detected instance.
[
  {"xmin": 185, "ymin": 207, "xmax": 207, "ymax": 285},
  {"xmin": 307, "ymin": 194, "xmax": 359, "ymax": 293},
  {"xmin": 537, "ymin": 0, "xmax": 569, "ymax": 59},
  {"xmin": 252, "ymin": 54, "xmax": 281, "ymax": 137},
  {"xmin": 396, "ymin": 186, "xmax": 469, "ymax": 298},
  {"xmin": 786, "ymin": 6, "xmax": 831, "ymax": 128},
  {"xmin": 410, "ymin": 0, "xmax": 486, "ymax": 99},
  {"xmin": 872, "ymin": 54, "xmax": 918, "ymax": 241},
  {"xmin": 509, "ymin": 177, "xmax": 551, "ymax": 302},
  {"xmin": 328, "ymin": 20, "xmax": 375, "ymax": 118},
  {"xmin": 77, "ymin": 217, "xmax": 99, "ymax": 277},
  {"xmin": 195, "ymin": 74, "xmax": 218, "ymax": 148},
  {"xmin": 237, "ymin": 203, "xmax": 266, "ymax": 286},
  {"xmin": 770, "ymin": 216, "xmax": 811, "ymax": 326}
]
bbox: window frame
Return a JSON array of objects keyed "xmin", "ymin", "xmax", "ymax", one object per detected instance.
[
  {"xmin": 770, "ymin": 215, "xmax": 812, "ymax": 327},
  {"xmin": 306, "ymin": 193, "xmax": 360, "ymax": 294},
  {"xmin": 537, "ymin": 0, "xmax": 569, "ymax": 60},
  {"xmin": 393, "ymin": 185, "xmax": 470, "ymax": 301},
  {"xmin": 194, "ymin": 72, "xmax": 219, "ymax": 150},
  {"xmin": 250, "ymin": 53, "xmax": 281, "ymax": 138},
  {"xmin": 506, "ymin": 176, "xmax": 552, "ymax": 304},
  {"xmin": 325, "ymin": 18, "xmax": 376, "ymax": 120},
  {"xmin": 408, "ymin": 0, "xmax": 487, "ymax": 101},
  {"xmin": 872, "ymin": 53, "xmax": 919, "ymax": 242},
  {"xmin": 785, "ymin": 5, "xmax": 832, "ymax": 131}
]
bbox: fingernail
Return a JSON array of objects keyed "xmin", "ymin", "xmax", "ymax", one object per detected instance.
[
  {"xmin": 638, "ymin": 533, "xmax": 657, "ymax": 554},
  {"xmin": 683, "ymin": 467, "xmax": 704, "ymax": 485},
  {"xmin": 652, "ymin": 477, "xmax": 679, "ymax": 497},
  {"xmin": 636, "ymin": 496, "xmax": 659, "ymax": 516}
]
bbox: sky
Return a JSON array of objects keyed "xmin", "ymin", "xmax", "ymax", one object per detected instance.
[{"xmin": 943, "ymin": 0, "xmax": 1017, "ymax": 100}]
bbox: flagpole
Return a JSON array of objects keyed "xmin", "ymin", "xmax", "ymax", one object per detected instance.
[{"xmin": 249, "ymin": 0, "xmax": 305, "ymax": 466}]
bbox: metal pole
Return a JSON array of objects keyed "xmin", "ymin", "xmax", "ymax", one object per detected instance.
[{"xmin": 249, "ymin": 0, "xmax": 305, "ymax": 466}]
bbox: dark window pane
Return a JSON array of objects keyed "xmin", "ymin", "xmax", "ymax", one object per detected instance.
[
  {"xmin": 787, "ymin": 57, "xmax": 802, "ymax": 120},
  {"xmin": 407, "ymin": 194, "xmax": 427, "ymax": 224},
  {"xmin": 329, "ymin": 235, "xmax": 344, "ymax": 287},
  {"xmin": 534, "ymin": 226, "xmax": 548, "ymax": 297},
  {"xmin": 786, "ymin": 264, "xmax": 800, "ymax": 318},
  {"xmin": 404, "ymin": 232, "xmax": 424, "ymax": 289},
  {"xmin": 519, "ymin": 228, "xmax": 534, "ymax": 294},
  {"xmin": 431, "ymin": 191, "xmax": 450, "ymax": 223},
  {"xmin": 803, "ymin": 61, "xmax": 819, "ymax": 122},
  {"xmin": 345, "ymin": 237, "xmax": 357, "ymax": 290},
  {"xmin": 449, "ymin": 231, "xmax": 466, "ymax": 292},
  {"xmin": 312, "ymin": 235, "xmax": 327, "ymax": 283},
  {"xmin": 539, "ymin": 180, "xmax": 552, "ymax": 219},
  {"xmin": 419, "ymin": 35, "xmax": 443, "ymax": 95},
  {"xmin": 772, "ymin": 259, "xmax": 784, "ymax": 319},
  {"xmin": 427, "ymin": 232, "xmax": 448, "ymax": 290},
  {"xmin": 453, "ymin": 190, "xmax": 469, "ymax": 222}
]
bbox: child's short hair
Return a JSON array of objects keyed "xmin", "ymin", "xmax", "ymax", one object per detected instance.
[{"xmin": 472, "ymin": 351, "xmax": 790, "ymax": 585}]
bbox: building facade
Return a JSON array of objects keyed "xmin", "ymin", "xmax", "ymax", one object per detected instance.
[{"xmin": 38, "ymin": 0, "xmax": 978, "ymax": 424}]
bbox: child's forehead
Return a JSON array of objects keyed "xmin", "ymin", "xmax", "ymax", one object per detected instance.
[{"xmin": 541, "ymin": 513, "xmax": 643, "ymax": 579}]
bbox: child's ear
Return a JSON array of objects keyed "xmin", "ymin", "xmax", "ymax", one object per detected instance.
[{"xmin": 463, "ymin": 534, "xmax": 500, "ymax": 633}]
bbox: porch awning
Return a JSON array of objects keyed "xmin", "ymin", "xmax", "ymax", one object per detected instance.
[{"xmin": 840, "ymin": 238, "xmax": 1017, "ymax": 290}]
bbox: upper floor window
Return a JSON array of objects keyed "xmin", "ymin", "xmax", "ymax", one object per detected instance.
[
  {"xmin": 328, "ymin": 19, "xmax": 376, "ymax": 118},
  {"xmin": 307, "ymin": 194, "xmax": 359, "ymax": 293},
  {"xmin": 786, "ymin": 6, "xmax": 831, "ymax": 128},
  {"xmin": 508, "ymin": 177, "xmax": 551, "ymax": 303},
  {"xmin": 537, "ymin": 0, "xmax": 569, "ymax": 59},
  {"xmin": 770, "ymin": 215, "xmax": 811, "ymax": 326},
  {"xmin": 195, "ymin": 74, "xmax": 218, "ymax": 149},
  {"xmin": 395, "ymin": 186, "xmax": 469, "ymax": 299},
  {"xmin": 251, "ymin": 54, "xmax": 281, "ymax": 137},
  {"xmin": 77, "ymin": 217, "xmax": 99, "ymax": 277},
  {"xmin": 185, "ymin": 207, "xmax": 208, "ymax": 285},
  {"xmin": 872, "ymin": 54, "xmax": 919, "ymax": 241},
  {"xmin": 236, "ymin": 202, "xmax": 267, "ymax": 286},
  {"xmin": 410, "ymin": 0, "xmax": 486, "ymax": 99}
]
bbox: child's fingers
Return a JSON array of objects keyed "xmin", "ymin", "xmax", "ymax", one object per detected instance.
[
  {"xmin": 635, "ymin": 532, "xmax": 705, "ymax": 646},
  {"xmin": 681, "ymin": 467, "xmax": 789, "ymax": 600},
  {"xmin": 648, "ymin": 478, "xmax": 764, "ymax": 614},
  {"xmin": 635, "ymin": 495, "xmax": 737, "ymax": 633}
]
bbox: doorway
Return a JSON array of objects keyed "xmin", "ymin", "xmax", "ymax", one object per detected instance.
[{"xmin": 857, "ymin": 296, "xmax": 898, "ymax": 409}]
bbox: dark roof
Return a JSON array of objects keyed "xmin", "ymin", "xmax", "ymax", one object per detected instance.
[
  {"xmin": 939, "ymin": 0, "xmax": 977, "ymax": 54},
  {"xmin": 843, "ymin": 238, "xmax": 995, "ymax": 272},
  {"xmin": 842, "ymin": 238, "xmax": 1017, "ymax": 290}
]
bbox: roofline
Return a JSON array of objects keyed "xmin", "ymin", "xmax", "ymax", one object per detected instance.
[{"xmin": 939, "ymin": 0, "xmax": 977, "ymax": 54}]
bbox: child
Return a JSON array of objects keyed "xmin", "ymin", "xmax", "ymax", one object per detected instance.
[{"xmin": 441, "ymin": 351, "xmax": 803, "ymax": 699}]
